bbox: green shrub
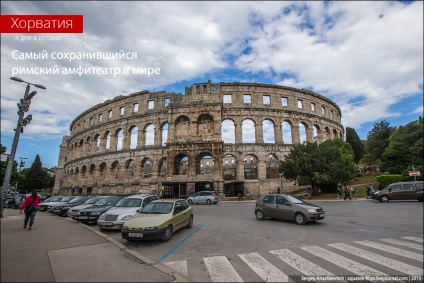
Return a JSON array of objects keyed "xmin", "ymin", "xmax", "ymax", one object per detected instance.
[{"xmin": 375, "ymin": 175, "xmax": 403, "ymax": 188}]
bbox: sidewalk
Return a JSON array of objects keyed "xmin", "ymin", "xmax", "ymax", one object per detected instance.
[{"xmin": 1, "ymin": 208, "xmax": 179, "ymax": 282}]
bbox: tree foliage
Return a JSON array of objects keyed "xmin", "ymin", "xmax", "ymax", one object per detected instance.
[
  {"xmin": 380, "ymin": 117, "xmax": 423, "ymax": 174},
  {"xmin": 280, "ymin": 139, "xmax": 355, "ymax": 194},
  {"xmin": 364, "ymin": 120, "xmax": 396, "ymax": 164},
  {"xmin": 0, "ymin": 144, "xmax": 22, "ymax": 189},
  {"xmin": 345, "ymin": 127, "xmax": 364, "ymax": 166},
  {"xmin": 18, "ymin": 154, "xmax": 53, "ymax": 192}
]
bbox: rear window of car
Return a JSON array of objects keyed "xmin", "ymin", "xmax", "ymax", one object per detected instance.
[
  {"xmin": 263, "ymin": 195, "xmax": 275, "ymax": 204},
  {"xmin": 200, "ymin": 192, "xmax": 211, "ymax": 196},
  {"xmin": 115, "ymin": 198, "xmax": 142, "ymax": 207},
  {"xmin": 416, "ymin": 183, "xmax": 423, "ymax": 190},
  {"xmin": 403, "ymin": 184, "xmax": 415, "ymax": 191}
]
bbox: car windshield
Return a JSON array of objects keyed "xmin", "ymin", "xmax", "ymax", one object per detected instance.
[
  {"xmin": 50, "ymin": 196, "xmax": 63, "ymax": 202},
  {"xmin": 68, "ymin": 197, "xmax": 86, "ymax": 203},
  {"xmin": 95, "ymin": 198, "xmax": 118, "ymax": 206},
  {"xmin": 62, "ymin": 196, "xmax": 76, "ymax": 202},
  {"xmin": 84, "ymin": 197, "xmax": 103, "ymax": 204},
  {"xmin": 284, "ymin": 195, "xmax": 304, "ymax": 204},
  {"xmin": 115, "ymin": 198, "xmax": 142, "ymax": 207},
  {"xmin": 140, "ymin": 202, "xmax": 173, "ymax": 214}
]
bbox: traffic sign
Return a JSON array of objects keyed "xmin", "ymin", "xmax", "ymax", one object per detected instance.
[{"xmin": 409, "ymin": 171, "xmax": 421, "ymax": 176}]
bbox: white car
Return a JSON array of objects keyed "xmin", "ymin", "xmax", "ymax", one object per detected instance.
[
  {"xmin": 67, "ymin": 196, "xmax": 107, "ymax": 218},
  {"xmin": 97, "ymin": 194, "xmax": 159, "ymax": 231}
]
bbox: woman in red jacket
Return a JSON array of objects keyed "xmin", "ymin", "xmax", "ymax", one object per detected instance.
[{"xmin": 20, "ymin": 189, "xmax": 41, "ymax": 231}]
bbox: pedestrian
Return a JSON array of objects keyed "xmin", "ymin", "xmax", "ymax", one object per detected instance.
[
  {"xmin": 350, "ymin": 187, "xmax": 356, "ymax": 199},
  {"xmin": 337, "ymin": 182, "xmax": 342, "ymax": 199},
  {"xmin": 306, "ymin": 186, "xmax": 312, "ymax": 199},
  {"xmin": 277, "ymin": 187, "xmax": 281, "ymax": 194},
  {"xmin": 20, "ymin": 189, "xmax": 41, "ymax": 231},
  {"xmin": 378, "ymin": 183, "xmax": 383, "ymax": 191},
  {"xmin": 366, "ymin": 185, "xmax": 370, "ymax": 198},
  {"xmin": 369, "ymin": 184, "xmax": 375, "ymax": 199},
  {"xmin": 343, "ymin": 184, "xmax": 351, "ymax": 200}
]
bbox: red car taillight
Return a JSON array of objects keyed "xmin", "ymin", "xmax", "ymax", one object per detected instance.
[{"xmin": 212, "ymin": 192, "xmax": 215, "ymax": 197}]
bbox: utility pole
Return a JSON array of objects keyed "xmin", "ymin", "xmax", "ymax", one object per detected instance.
[{"xmin": 0, "ymin": 77, "xmax": 46, "ymax": 218}]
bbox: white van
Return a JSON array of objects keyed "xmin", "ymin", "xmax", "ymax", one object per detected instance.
[{"xmin": 97, "ymin": 194, "xmax": 159, "ymax": 230}]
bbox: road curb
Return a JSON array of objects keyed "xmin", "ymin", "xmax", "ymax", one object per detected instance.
[{"xmin": 75, "ymin": 219, "xmax": 180, "ymax": 281}]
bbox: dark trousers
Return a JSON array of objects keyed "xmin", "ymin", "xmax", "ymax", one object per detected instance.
[
  {"xmin": 344, "ymin": 192, "xmax": 351, "ymax": 200},
  {"xmin": 24, "ymin": 209, "xmax": 37, "ymax": 227}
]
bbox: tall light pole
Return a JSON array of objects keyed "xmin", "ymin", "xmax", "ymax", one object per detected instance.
[{"xmin": 0, "ymin": 77, "xmax": 46, "ymax": 218}]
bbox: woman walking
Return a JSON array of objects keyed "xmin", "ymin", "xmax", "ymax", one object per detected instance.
[{"xmin": 20, "ymin": 189, "xmax": 41, "ymax": 231}]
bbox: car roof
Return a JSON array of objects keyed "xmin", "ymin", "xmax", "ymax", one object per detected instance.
[
  {"xmin": 151, "ymin": 199, "xmax": 185, "ymax": 203},
  {"xmin": 124, "ymin": 194, "xmax": 156, "ymax": 199}
]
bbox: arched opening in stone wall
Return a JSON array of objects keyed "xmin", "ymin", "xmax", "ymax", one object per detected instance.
[
  {"xmin": 111, "ymin": 161, "xmax": 121, "ymax": 179},
  {"xmin": 196, "ymin": 153, "xmax": 214, "ymax": 175},
  {"xmin": 70, "ymin": 169, "xmax": 74, "ymax": 174},
  {"xmin": 145, "ymin": 124, "xmax": 155, "ymax": 146},
  {"xmin": 99, "ymin": 162, "xmax": 107, "ymax": 175},
  {"xmin": 244, "ymin": 154, "xmax": 258, "ymax": 179},
  {"xmin": 86, "ymin": 136, "xmax": 91, "ymax": 152},
  {"xmin": 129, "ymin": 126, "xmax": 138, "ymax": 149},
  {"xmin": 242, "ymin": 119, "xmax": 255, "ymax": 143},
  {"xmin": 116, "ymin": 128, "xmax": 124, "ymax": 151},
  {"xmin": 263, "ymin": 119, "xmax": 275, "ymax": 143},
  {"xmin": 141, "ymin": 158, "xmax": 153, "ymax": 178},
  {"xmin": 221, "ymin": 119, "xmax": 235, "ymax": 143},
  {"xmin": 333, "ymin": 129, "xmax": 338, "ymax": 139},
  {"xmin": 105, "ymin": 131, "xmax": 111, "ymax": 150},
  {"xmin": 339, "ymin": 132, "xmax": 343, "ymax": 139},
  {"xmin": 95, "ymin": 134, "xmax": 100, "ymax": 148},
  {"xmin": 324, "ymin": 127, "xmax": 330, "ymax": 140},
  {"xmin": 266, "ymin": 153, "xmax": 279, "ymax": 179},
  {"xmin": 222, "ymin": 154, "xmax": 236, "ymax": 180},
  {"xmin": 299, "ymin": 123, "xmax": 307, "ymax": 144},
  {"xmin": 89, "ymin": 164, "xmax": 95, "ymax": 175},
  {"xmin": 175, "ymin": 116, "xmax": 190, "ymax": 141},
  {"xmin": 161, "ymin": 123, "xmax": 168, "ymax": 146},
  {"xmin": 282, "ymin": 121, "xmax": 292, "ymax": 144},
  {"xmin": 79, "ymin": 139, "xmax": 84, "ymax": 149},
  {"xmin": 313, "ymin": 125, "xmax": 319, "ymax": 143},
  {"xmin": 197, "ymin": 114, "xmax": 214, "ymax": 138},
  {"xmin": 159, "ymin": 158, "xmax": 167, "ymax": 177},
  {"xmin": 125, "ymin": 159, "xmax": 135, "ymax": 178},
  {"xmin": 174, "ymin": 154, "xmax": 189, "ymax": 175},
  {"xmin": 81, "ymin": 165, "xmax": 87, "ymax": 175}
]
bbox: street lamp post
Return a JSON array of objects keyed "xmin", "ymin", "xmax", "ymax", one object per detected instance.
[
  {"xmin": 0, "ymin": 77, "xmax": 46, "ymax": 218},
  {"xmin": 19, "ymin": 157, "xmax": 27, "ymax": 172}
]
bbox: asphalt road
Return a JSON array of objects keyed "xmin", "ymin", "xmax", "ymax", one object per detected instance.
[{"xmin": 97, "ymin": 199, "xmax": 423, "ymax": 263}]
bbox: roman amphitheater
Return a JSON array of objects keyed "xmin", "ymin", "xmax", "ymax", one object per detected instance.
[{"xmin": 53, "ymin": 81, "xmax": 344, "ymax": 198}]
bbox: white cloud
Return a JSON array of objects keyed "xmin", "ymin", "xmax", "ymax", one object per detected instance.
[{"xmin": 412, "ymin": 106, "xmax": 423, "ymax": 115}]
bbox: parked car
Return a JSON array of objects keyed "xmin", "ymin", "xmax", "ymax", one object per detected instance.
[
  {"xmin": 121, "ymin": 199, "xmax": 193, "ymax": 241},
  {"xmin": 373, "ymin": 181, "xmax": 423, "ymax": 202},
  {"xmin": 74, "ymin": 197, "xmax": 120, "ymax": 224},
  {"xmin": 47, "ymin": 196, "xmax": 77, "ymax": 213},
  {"xmin": 38, "ymin": 196, "xmax": 64, "ymax": 211},
  {"xmin": 68, "ymin": 196, "xmax": 110, "ymax": 219},
  {"xmin": 97, "ymin": 194, "xmax": 159, "ymax": 231},
  {"xmin": 186, "ymin": 191, "xmax": 220, "ymax": 205},
  {"xmin": 255, "ymin": 194, "xmax": 325, "ymax": 225},
  {"xmin": 51, "ymin": 196, "xmax": 94, "ymax": 216},
  {"xmin": 5, "ymin": 197, "xmax": 18, "ymax": 209}
]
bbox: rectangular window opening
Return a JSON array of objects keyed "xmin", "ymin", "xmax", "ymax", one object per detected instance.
[
  {"xmin": 223, "ymin": 94, "xmax": 232, "ymax": 104},
  {"xmin": 282, "ymin": 97, "xmax": 288, "ymax": 106},
  {"xmin": 263, "ymin": 95, "xmax": 270, "ymax": 105}
]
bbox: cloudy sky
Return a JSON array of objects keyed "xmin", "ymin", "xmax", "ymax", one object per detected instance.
[{"xmin": 1, "ymin": 1, "xmax": 423, "ymax": 169}]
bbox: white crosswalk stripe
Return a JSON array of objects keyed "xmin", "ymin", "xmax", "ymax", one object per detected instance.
[
  {"xmin": 355, "ymin": 240, "xmax": 423, "ymax": 262},
  {"xmin": 163, "ymin": 236, "xmax": 424, "ymax": 282},
  {"xmin": 329, "ymin": 243, "xmax": 423, "ymax": 275},
  {"xmin": 402, "ymin": 236, "xmax": 424, "ymax": 243},
  {"xmin": 301, "ymin": 246, "xmax": 388, "ymax": 277},
  {"xmin": 381, "ymin": 238, "xmax": 423, "ymax": 250},
  {"xmin": 270, "ymin": 249, "xmax": 335, "ymax": 276},
  {"xmin": 204, "ymin": 256, "xmax": 243, "ymax": 282},
  {"xmin": 238, "ymin": 252, "xmax": 289, "ymax": 282}
]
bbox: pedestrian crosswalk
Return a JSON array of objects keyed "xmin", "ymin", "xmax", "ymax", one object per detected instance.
[{"xmin": 162, "ymin": 236, "xmax": 423, "ymax": 282}]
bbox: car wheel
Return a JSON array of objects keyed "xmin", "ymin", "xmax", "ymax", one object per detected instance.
[
  {"xmin": 188, "ymin": 199, "xmax": 193, "ymax": 205},
  {"xmin": 162, "ymin": 225, "xmax": 173, "ymax": 242},
  {"xmin": 255, "ymin": 210, "xmax": 265, "ymax": 220},
  {"xmin": 295, "ymin": 213, "xmax": 307, "ymax": 225},
  {"xmin": 380, "ymin": 195, "xmax": 389, "ymax": 202},
  {"xmin": 206, "ymin": 199, "xmax": 212, "ymax": 205},
  {"xmin": 186, "ymin": 215, "xmax": 193, "ymax": 228}
]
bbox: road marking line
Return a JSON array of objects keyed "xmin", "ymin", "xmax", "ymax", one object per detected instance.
[
  {"xmin": 329, "ymin": 243, "xmax": 423, "ymax": 275},
  {"xmin": 381, "ymin": 238, "xmax": 423, "ymax": 251},
  {"xmin": 270, "ymin": 249, "xmax": 334, "ymax": 276},
  {"xmin": 163, "ymin": 260, "xmax": 188, "ymax": 278},
  {"xmin": 402, "ymin": 236, "xmax": 424, "ymax": 243},
  {"xmin": 301, "ymin": 246, "xmax": 387, "ymax": 277},
  {"xmin": 204, "ymin": 256, "xmax": 243, "ymax": 282},
  {"xmin": 238, "ymin": 252, "xmax": 289, "ymax": 282},
  {"xmin": 355, "ymin": 240, "xmax": 423, "ymax": 262}
]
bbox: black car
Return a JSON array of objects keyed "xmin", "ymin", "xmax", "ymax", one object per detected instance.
[
  {"xmin": 39, "ymin": 196, "xmax": 64, "ymax": 211},
  {"xmin": 5, "ymin": 197, "xmax": 20, "ymax": 209},
  {"xmin": 51, "ymin": 196, "xmax": 93, "ymax": 216},
  {"xmin": 74, "ymin": 197, "xmax": 120, "ymax": 224}
]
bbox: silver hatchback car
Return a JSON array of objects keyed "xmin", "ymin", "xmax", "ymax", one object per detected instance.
[
  {"xmin": 255, "ymin": 194, "xmax": 325, "ymax": 225},
  {"xmin": 186, "ymin": 191, "xmax": 220, "ymax": 205}
]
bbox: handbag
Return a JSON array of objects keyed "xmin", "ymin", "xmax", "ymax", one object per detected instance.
[{"xmin": 24, "ymin": 196, "xmax": 36, "ymax": 213}]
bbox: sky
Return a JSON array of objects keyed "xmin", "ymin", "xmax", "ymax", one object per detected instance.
[{"xmin": 1, "ymin": 1, "xmax": 423, "ymax": 170}]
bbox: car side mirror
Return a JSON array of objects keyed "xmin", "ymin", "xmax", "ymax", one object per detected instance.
[{"xmin": 388, "ymin": 188, "xmax": 392, "ymax": 192}]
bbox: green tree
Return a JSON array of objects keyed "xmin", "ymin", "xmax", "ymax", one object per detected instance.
[
  {"xmin": 19, "ymin": 154, "xmax": 50, "ymax": 192},
  {"xmin": 380, "ymin": 117, "xmax": 423, "ymax": 174},
  {"xmin": 364, "ymin": 120, "xmax": 396, "ymax": 164},
  {"xmin": 280, "ymin": 140, "xmax": 355, "ymax": 194},
  {"xmin": 0, "ymin": 144, "xmax": 22, "ymax": 189},
  {"xmin": 345, "ymin": 127, "xmax": 364, "ymax": 166}
]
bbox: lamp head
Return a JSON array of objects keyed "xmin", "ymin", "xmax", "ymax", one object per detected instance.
[{"xmin": 10, "ymin": 77, "xmax": 25, "ymax": 83}]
